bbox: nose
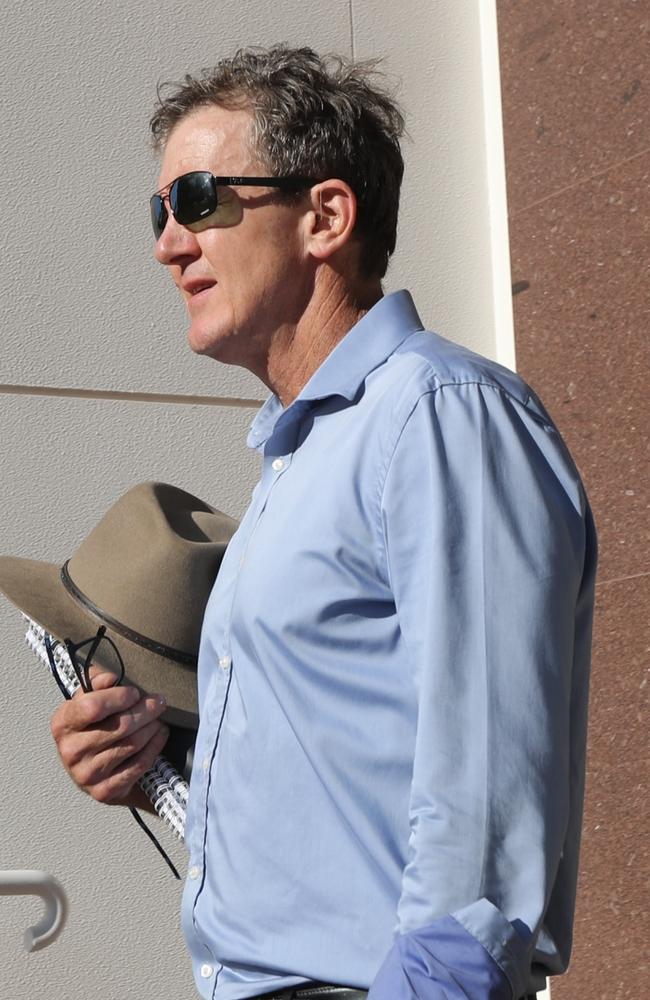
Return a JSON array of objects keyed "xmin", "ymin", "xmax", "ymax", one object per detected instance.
[{"xmin": 154, "ymin": 211, "xmax": 201, "ymax": 267}]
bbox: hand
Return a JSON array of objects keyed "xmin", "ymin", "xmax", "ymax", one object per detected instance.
[{"xmin": 50, "ymin": 672, "xmax": 170, "ymax": 805}]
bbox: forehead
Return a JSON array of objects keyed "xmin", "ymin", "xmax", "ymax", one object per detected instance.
[{"xmin": 157, "ymin": 105, "xmax": 257, "ymax": 187}]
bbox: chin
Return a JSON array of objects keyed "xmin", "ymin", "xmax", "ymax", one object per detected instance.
[{"xmin": 187, "ymin": 322, "xmax": 232, "ymax": 359}]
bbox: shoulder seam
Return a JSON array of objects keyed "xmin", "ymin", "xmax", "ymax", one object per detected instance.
[{"xmin": 396, "ymin": 353, "xmax": 533, "ymax": 410}]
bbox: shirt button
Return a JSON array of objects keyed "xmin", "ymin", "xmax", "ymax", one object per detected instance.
[
  {"xmin": 200, "ymin": 964, "xmax": 214, "ymax": 978},
  {"xmin": 219, "ymin": 654, "xmax": 231, "ymax": 670},
  {"xmin": 272, "ymin": 457, "xmax": 284, "ymax": 471},
  {"xmin": 188, "ymin": 865, "xmax": 201, "ymax": 880},
  {"xmin": 202, "ymin": 757, "xmax": 210, "ymax": 772}
]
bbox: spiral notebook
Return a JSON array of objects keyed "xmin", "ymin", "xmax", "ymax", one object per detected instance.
[{"xmin": 24, "ymin": 616, "xmax": 188, "ymax": 842}]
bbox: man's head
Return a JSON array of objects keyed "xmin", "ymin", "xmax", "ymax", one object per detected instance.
[
  {"xmin": 150, "ymin": 45, "xmax": 405, "ymax": 281},
  {"xmin": 150, "ymin": 47, "xmax": 405, "ymax": 384}
]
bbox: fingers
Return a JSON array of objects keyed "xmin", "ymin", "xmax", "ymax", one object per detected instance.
[
  {"xmin": 80, "ymin": 720, "xmax": 171, "ymax": 804},
  {"xmin": 52, "ymin": 678, "xmax": 142, "ymax": 734},
  {"xmin": 50, "ymin": 679, "xmax": 170, "ymax": 805},
  {"xmin": 85, "ymin": 667, "xmax": 121, "ymax": 689},
  {"xmin": 63, "ymin": 693, "xmax": 168, "ymax": 759}
]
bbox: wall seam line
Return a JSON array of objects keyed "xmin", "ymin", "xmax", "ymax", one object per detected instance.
[{"xmin": 0, "ymin": 384, "xmax": 263, "ymax": 409}]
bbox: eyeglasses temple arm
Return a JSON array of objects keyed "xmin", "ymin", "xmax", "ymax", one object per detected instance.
[{"xmin": 44, "ymin": 638, "xmax": 73, "ymax": 701}]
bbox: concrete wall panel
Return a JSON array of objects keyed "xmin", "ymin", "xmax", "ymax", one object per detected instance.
[
  {"xmin": 0, "ymin": 598, "xmax": 191, "ymax": 999},
  {"xmin": 0, "ymin": 393, "xmax": 259, "ymax": 999},
  {"xmin": 1, "ymin": 0, "xmax": 352, "ymax": 399},
  {"xmin": 0, "ymin": 394, "xmax": 260, "ymax": 558}
]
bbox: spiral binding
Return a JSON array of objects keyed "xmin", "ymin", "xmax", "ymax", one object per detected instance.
[{"xmin": 24, "ymin": 616, "xmax": 188, "ymax": 842}]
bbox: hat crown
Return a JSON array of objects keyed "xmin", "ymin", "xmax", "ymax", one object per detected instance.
[{"xmin": 66, "ymin": 482, "xmax": 236, "ymax": 655}]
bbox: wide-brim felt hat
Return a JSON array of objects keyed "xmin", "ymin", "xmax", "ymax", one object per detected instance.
[{"xmin": 0, "ymin": 482, "xmax": 237, "ymax": 733}]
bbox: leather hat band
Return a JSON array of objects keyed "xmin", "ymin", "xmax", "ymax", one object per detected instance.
[{"xmin": 60, "ymin": 560, "xmax": 197, "ymax": 667}]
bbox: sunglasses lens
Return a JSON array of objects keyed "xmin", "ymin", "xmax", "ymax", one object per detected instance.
[
  {"xmin": 170, "ymin": 171, "xmax": 218, "ymax": 226},
  {"xmin": 150, "ymin": 195, "xmax": 167, "ymax": 239}
]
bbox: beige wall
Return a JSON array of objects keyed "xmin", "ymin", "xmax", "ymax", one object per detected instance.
[
  {"xmin": 0, "ymin": 2, "xmax": 515, "ymax": 997},
  {"xmin": 498, "ymin": 3, "xmax": 649, "ymax": 998}
]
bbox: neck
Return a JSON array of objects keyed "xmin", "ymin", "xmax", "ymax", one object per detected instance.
[{"xmin": 263, "ymin": 269, "xmax": 383, "ymax": 407}]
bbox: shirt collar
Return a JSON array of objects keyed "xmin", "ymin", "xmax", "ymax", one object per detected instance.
[{"xmin": 248, "ymin": 290, "xmax": 424, "ymax": 449}]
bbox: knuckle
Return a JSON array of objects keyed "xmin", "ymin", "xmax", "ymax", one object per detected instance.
[
  {"xmin": 79, "ymin": 697, "xmax": 104, "ymax": 726},
  {"xmin": 103, "ymin": 770, "xmax": 138, "ymax": 803},
  {"xmin": 88, "ymin": 782, "xmax": 117, "ymax": 805},
  {"xmin": 75, "ymin": 758, "xmax": 100, "ymax": 787},
  {"xmin": 102, "ymin": 711, "xmax": 131, "ymax": 740},
  {"xmin": 50, "ymin": 701, "xmax": 75, "ymax": 740},
  {"xmin": 50, "ymin": 713, "xmax": 63, "ymax": 742},
  {"xmin": 54, "ymin": 731, "xmax": 80, "ymax": 767},
  {"xmin": 62, "ymin": 741, "xmax": 85, "ymax": 769},
  {"xmin": 114, "ymin": 718, "xmax": 135, "ymax": 743}
]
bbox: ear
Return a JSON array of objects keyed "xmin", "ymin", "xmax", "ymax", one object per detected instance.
[{"xmin": 305, "ymin": 180, "xmax": 357, "ymax": 262}]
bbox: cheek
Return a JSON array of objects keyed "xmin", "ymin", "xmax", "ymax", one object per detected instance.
[{"xmin": 200, "ymin": 211, "xmax": 306, "ymax": 309}]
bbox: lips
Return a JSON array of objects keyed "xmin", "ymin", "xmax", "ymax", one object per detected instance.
[
  {"xmin": 181, "ymin": 278, "xmax": 217, "ymax": 308},
  {"xmin": 182, "ymin": 278, "xmax": 217, "ymax": 298}
]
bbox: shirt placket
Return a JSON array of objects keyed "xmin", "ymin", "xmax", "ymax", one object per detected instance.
[{"xmin": 184, "ymin": 429, "xmax": 296, "ymax": 993}]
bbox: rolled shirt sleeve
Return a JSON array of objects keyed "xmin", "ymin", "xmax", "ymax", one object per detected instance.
[{"xmin": 369, "ymin": 379, "xmax": 596, "ymax": 999}]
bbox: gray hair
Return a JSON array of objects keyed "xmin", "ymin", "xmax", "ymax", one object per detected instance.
[{"xmin": 150, "ymin": 45, "xmax": 405, "ymax": 279}]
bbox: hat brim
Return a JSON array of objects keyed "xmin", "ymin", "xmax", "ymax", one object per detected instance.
[{"xmin": 0, "ymin": 555, "xmax": 198, "ymax": 730}]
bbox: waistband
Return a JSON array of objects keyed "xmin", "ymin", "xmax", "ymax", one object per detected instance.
[
  {"xmin": 253, "ymin": 985, "xmax": 538, "ymax": 1000},
  {"xmin": 253, "ymin": 984, "xmax": 367, "ymax": 1000}
]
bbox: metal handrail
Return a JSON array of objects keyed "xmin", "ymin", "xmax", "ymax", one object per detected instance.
[{"xmin": 0, "ymin": 870, "xmax": 68, "ymax": 951}]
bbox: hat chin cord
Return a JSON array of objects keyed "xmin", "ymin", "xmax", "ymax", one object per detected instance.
[{"xmin": 24, "ymin": 617, "xmax": 188, "ymax": 877}]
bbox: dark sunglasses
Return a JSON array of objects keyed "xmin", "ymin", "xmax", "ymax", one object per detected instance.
[{"xmin": 150, "ymin": 170, "xmax": 316, "ymax": 240}]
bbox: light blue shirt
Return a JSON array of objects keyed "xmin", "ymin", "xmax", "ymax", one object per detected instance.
[{"xmin": 181, "ymin": 291, "xmax": 596, "ymax": 1000}]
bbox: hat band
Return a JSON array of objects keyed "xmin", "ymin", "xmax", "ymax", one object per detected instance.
[{"xmin": 60, "ymin": 560, "xmax": 197, "ymax": 667}]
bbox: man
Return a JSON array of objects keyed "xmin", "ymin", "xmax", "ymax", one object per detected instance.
[{"xmin": 51, "ymin": 46, "xmax": 597, "ymax": 1000}]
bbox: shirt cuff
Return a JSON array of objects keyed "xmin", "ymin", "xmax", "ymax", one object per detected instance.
[
  {"xmin": 452, "ymin": 897, "xmax": 530, "ymax": 999},
  {"xmin": 367, "ymin": 909, "xmax": 517, "ymax": 1000}
]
